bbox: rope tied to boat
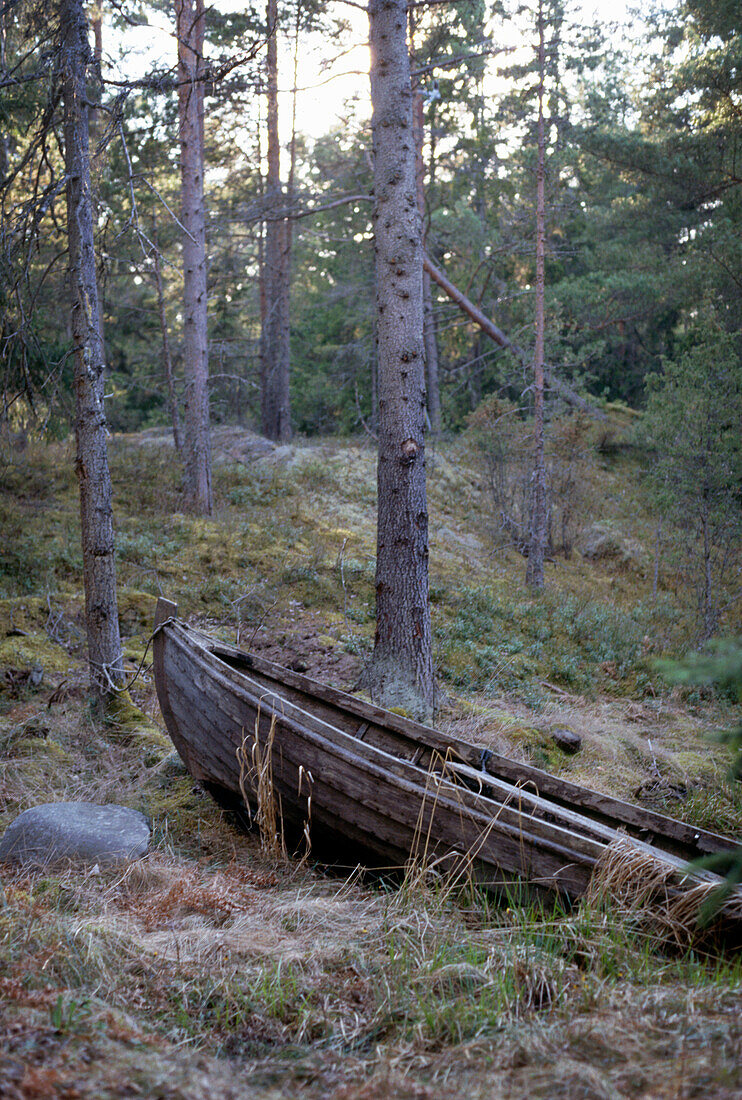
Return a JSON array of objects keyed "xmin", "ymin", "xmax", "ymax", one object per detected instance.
[{"xmin": 92, "ymin": 614, "xmax": 178, "ymax": 696}]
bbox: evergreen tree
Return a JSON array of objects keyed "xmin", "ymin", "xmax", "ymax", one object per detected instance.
[
  {"xmin": 176, "ymin": 0, "xmax": 212, "ymax": 514},
  {"xmin": 642, "ymin": 309, "xmax": 742, "ymax": 639},
  {"xmin": 362, "ymin": 0, "xmax": 435, "ymax": 720}
]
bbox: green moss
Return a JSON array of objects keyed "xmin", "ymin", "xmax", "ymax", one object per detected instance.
[
  {"xmin": 118, "ymin": 589, "xmax": 157, "ymax": 633},
  {"xmin": 0, "ymin": 631, "xmax": 72, "ymax": 675},
  {"xmin": 14, "ymin": 736, "xmax": 73, "ymax": 763},
  {"xmin": 0, "ymin": 596, "xmax": 55, "ymax": 634},
  {"xmin": 105, "ymin": 692, "xmax": 169, "ymax": 754},
  {"xmin": 500, "ymin": 724, "xmax": 558, "ymax": 765}
]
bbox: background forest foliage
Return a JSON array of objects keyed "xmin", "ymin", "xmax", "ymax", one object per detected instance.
[{"xmin": 1, "ymin": 0, "xmax": 739, "ymax": 422}]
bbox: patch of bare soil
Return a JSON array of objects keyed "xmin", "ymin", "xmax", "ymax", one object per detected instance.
[{"xmin": 247, "ymin": 611, "xmax": 362, "ymax": 687}]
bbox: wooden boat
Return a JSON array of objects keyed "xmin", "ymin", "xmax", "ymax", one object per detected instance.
[{"xmin": 153, "ymin": 598, "xmax": 742, "ymax": 927}]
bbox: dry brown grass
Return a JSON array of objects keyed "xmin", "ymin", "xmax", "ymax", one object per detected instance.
[
  {"xmin": 586, "ymin": 836, "xmax": 742, "ymax": 948},
  {"xmin": 236, "ymin": 710, "xmax": 288, "ymax": 861}
]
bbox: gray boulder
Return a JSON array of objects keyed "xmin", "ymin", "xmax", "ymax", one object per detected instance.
[
  {"xmin": 0, "ymin": 802, "xmax": 150, "ymax": 867},
  {"xmin": 579, "ymin": 523, "xmax": 645, "ymax": 572},
  {"xmin": 550, "ymin": 726, "xmax": 582, "ymax": 753}
]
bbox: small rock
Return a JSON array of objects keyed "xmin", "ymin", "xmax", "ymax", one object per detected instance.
[
  {"xmin": 550, "ymin": 726, "xmax": 582, "ymax": 753},
  {"xmin": 578, "ymin": 523, "xmax": 645, "ymax": 571},
  {"xmin": 0, "ymin": 802, "xmax": 150, "ymax": 867}
]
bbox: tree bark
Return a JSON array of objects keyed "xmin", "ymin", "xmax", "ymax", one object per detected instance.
[
  {"xmin": 362, "ymin": 0, "xmax": 435, "ymax": 721},
  {"xmin": 526, "ymin": 0, "xmax": 548, "ymax": 589},
  {"xmin": 261, "ymin": 0, "xmax": 292, "ymax": 442},
  {"xmin": 60, "ymin": 0, "xmax": 123, "ymax": 699},
  {"xmin": 409, "ymin": 14, "xmax": 441, "ymax": 434},
  {"xmin": 0, "ymin": 10, "xmax": 7, "ymax": 183},
  {"xmin": 700, "ymin": 499, "xmax": 716, "ymax": 640},
  {"xmin": 151, "ymin": 223, "xmax": 182, "ymax": 453},
  {"xmin": 90, "ymin": 3, "xmax": 102, "ymax": 64},
  {"xmin": 257, "ymin": 103, "xmax": 268, "ymax": 417},
  {"xmin": 176, "ymin": 0, "xmax": 212, "ymax": 513}
]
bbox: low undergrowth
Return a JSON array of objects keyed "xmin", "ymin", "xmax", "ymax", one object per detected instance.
[
  {"xmin": 0, "ymin": 703, "xmax": 740, "ymax": 1097},
  {"xmin": 1, "ymin": 429, "xmax": 741, "ymax": 1096},
  {"xmin": 1, "ymin": 799, "xmax": 741, "ymax": 1098}
]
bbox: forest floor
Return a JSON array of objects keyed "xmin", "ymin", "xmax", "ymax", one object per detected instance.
[{"xmin": 1, "ymin": 421, "xmax": 741, "ymax": 1099}]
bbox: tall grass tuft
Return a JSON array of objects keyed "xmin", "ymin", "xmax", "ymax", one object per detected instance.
[{"xmin": 236, "ymin": 709, "xmax": 287, "ymax": 861}]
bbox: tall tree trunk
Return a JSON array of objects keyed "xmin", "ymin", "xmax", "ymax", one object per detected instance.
[
  {"xmin": 409, "ymin": 13, "xmax": 441, "ymax": 434},
  {"xmin": 362, "ymin": 0, "xmax": 434, "ymax": 721},
  {"xmin": 261, "ymin": 0, "xmax": 291, "ymax": 442},
  {"xmin": 88, "ymin": 2, "xmax": 105, "ymax": 337},
  {"xmin": 176, "ymin": 0, "xmax": 212, "ymax": 513},
  {"xmin": 370, "ymin": 320, "xmax": 378, "ymax": 434},
  {"xmin": 700, "ymin": 500, "xmax": 716, "ymax": 640},
  {"xmin": 151, "ymin": 223, "xmax": 183, "ymax": 453},
  {"xmin": 90, "ymin": 3, "xmax": 102, "ymax": 64},
  {"xmin": 423, "ymin": 268, "xmax": 441, "ymax": 431},
  {"xmin": 60, "ymin": 0, "xmax": 123, "ymax": 700},
  {"xmin": 256, "ymin": 103, "xmax": 268, "ymax": 417},
  {"xmin": 526, "ymin": 0, "xmax": 548, "ymax": 589},
  {"xmin": 652, "ymin": 518, "xmax": 662, "ymax": 600},
  {"xmin": 467, "ymin": 332, "xmax": 483, "ymax": 410},
  {"xmin": 0, "ymin": 11, "xmax": 8, "ymax": 183}
]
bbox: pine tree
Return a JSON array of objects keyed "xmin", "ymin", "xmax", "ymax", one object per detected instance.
[
  {"xmin": 176, "ymin": 0, "xmax": 212, "ymax": 513},
  {"xmin": 362, "ymin": 0, "xmax": 435, "ymax": 721},
  {"xmin": 261, "ymin": 0, "xmax": 292, "ymax": 442},
  {"xmin": 60, "ymin": 0, "xmax": 124, "ymax": 698},
  {"xmin": 526, "ymin": 0, "xmax": 548, "ymax": 589},
  {"xmin": 643, "ymin": 310, "xmax": 742, "ymax": 639}
]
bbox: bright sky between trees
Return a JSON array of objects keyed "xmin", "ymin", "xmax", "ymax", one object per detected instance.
[{"xmin": 110, "ymin": 0, "xmax": 636, "ymax": 147}]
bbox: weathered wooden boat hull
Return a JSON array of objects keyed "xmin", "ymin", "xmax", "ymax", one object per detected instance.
[{"xmin": 153, "ymin": 599, "xmax": 742, "ymax": 924}]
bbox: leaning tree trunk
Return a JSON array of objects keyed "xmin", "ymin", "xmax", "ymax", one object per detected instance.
[
  {"xmin": 526, "ymin": 0, "xmax": 548, "ymax": 589},
  {"xmin": 60, "ymin": 0, "xmax": 123, "ymax": 700},
  {"xmin": 261, "ymin": 0, "xmax": 291, "ymax": 442},
  {"xmin": 362, "ymin": 0, "xmax": 435, "ymax": 721},
  {"xmin": 176, "ymin": 0, "xmax": 212, "ymax": 513},
  {"xmin": 423, "ymin": 254, "xmax": 607, "ymax": 421}
]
